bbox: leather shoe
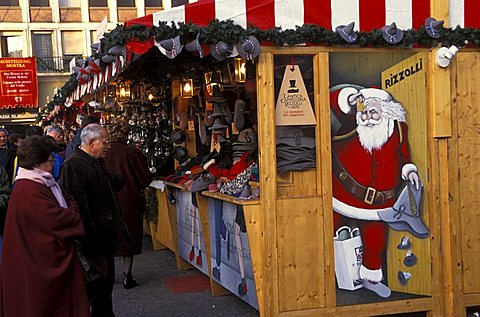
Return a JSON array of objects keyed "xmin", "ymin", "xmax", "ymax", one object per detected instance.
[{"xmin": 123, "ymin": 273, "xmax": 138, "ymax": 289}]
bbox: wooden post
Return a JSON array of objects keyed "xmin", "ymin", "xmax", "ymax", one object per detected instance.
[{"xmin": 257, "ymin": 52, "xmax": 278, "ymax": 316}]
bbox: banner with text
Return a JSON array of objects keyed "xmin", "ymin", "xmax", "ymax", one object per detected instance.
[{"xmin": 0, "ymin": 57, "xmax": 38, "ymax": 109}]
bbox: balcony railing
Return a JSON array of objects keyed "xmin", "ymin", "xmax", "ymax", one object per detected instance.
[{"xmin": 35, "ymin": 56, "xmax": 78, "ymax": 74}]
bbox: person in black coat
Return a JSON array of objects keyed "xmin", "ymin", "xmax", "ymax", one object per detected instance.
[
  {"xmin": 60, "ymin": 123, "xmax": 130, "ymax": 317},
  {"xmin": 0, "ymin": 128, "xmax": 17, "ymax": 185}
]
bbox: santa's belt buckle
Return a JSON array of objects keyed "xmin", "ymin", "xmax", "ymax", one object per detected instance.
[{"xmin": 364, "ymin": 187, "xmax": 376, "ymax": 205}]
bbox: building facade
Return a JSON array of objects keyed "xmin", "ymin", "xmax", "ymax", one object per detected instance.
[{"xmin": 0, "ymin": 0, "xmax": 191, "ymax": 117}]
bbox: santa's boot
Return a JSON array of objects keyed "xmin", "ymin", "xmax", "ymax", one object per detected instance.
[{"xmin": 360, "ymin": 266, "xmax": 391, "ymax": 298}]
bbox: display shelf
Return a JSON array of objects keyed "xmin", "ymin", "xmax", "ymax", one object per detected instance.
[{"xmin": 200, "ymin": 191, "xmax": 260, "ymax": 206}]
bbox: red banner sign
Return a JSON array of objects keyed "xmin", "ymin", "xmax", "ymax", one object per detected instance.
[{"xmin": 0, "ymin": 57, "xmax": 38, "ymax": 109}]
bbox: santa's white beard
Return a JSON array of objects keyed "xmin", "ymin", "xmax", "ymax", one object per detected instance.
[{"xmin": 356, "ymin": 114, "xmax": 393, "ymax": 152}]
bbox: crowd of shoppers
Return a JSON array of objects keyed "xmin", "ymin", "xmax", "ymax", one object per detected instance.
[{"xmin": 0, "ymin": 122, "xmax": 153, "ymax": 317}]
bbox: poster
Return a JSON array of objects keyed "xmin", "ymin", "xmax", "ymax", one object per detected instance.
[
  {"xmin": 176, "ymin": 190, "xmax": 208, "ymax": 275},
  {"xmin": 0, "ymin": 57, "xmax": 38, "ymax": 109},
  {"xmin": 275, "ymin": 65, "xmax": 316, "ymax": 126},
  {"xmin": 208, "ymin": 199, "xmax": 259, "ymax": 309}
]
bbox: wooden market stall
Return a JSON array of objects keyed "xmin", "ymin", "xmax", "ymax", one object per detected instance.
[{"xmin": 54, "ymin": 0, "xmax": 480, "ymax": 316}]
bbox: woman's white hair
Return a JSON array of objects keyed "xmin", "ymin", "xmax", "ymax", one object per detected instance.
[{"xmin": 80, "ymin": 123, "xmax": 105, "ymax": 144}]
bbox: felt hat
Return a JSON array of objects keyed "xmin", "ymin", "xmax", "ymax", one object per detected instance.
[
  {"xmin": 158, "ymin": 35, "xmax": 184, "ymax": 59},
  {"xmin": 209, "ymin": 84, "xmax": 227, "ymax": 103},
  {"xmin": 208, "ymin": 117, "xmax": 228, "ymax": 131},
  {"xmin": 425, "ymin": 17, "xmax": 444, "ymax": 39},
  {"xmin": 108, "ymin": 45, "xmax": 124, "ymax": 56},
  {"xmin": 185, "ymin": 33, "xmax": 208, "ymax": 58},
  {"xmin": 90, "ymin": 42, "xmax": 101, "ymax": 53},
  {"xmin": 378, "ymin": 180, "xmax": 429, "ymax": 239},
  {"xmin": 170, "ymin": 128, "xmax": 187, "ymax": 144},
  {"xmin": 210, "ymin": 41, "xmax": 235, "ymax": 61},
  {"xmin": 336, "ymin": 22, "xmax": 358, "ymax": 43},
  {"xmin": 101, "ymin": 54, "xmax": 116, "ymax": 64},
  {"xmin": 382, "ymin": 22, "xmax": 404, "ymax": 44},
  {"xmin": 236, "ymin": 36, "xmax": 260, "ymax": 60},
  {"xmin": 234, "ymin": 128, "xmax": 257, "ymax": 145}
]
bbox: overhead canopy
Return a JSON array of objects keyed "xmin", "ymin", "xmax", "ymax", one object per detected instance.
[{"xmin": 60, "ymin": 0, "xmax": 480, "ymax": 107}]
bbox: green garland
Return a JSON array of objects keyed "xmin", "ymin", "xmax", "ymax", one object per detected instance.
[{"xmin": 50, "ymin": 19, "xmax": 480, "ymax": 109}]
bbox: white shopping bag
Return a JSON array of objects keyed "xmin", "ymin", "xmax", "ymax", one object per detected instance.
[{"xmin": 334, "ymin": 226, "xmax": 363, "ymax": 290}]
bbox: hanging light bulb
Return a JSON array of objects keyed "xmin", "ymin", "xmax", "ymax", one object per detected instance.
[
  {"xmin": 148, "ymin": 93, "xmax": 154, "ymax": 101},
  {"xmin": 181, "ymin": 78, "xmax": 194, "ymax": 98},
  {"xmin": 234, "ymin": 58, "xmax": 246, "ymax": 83}
]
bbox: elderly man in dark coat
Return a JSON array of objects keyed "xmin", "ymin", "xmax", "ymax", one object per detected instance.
[
  {"xmin": 104, "ymin": 119, "xmax": 153, "ymax": 289},
  {"xmin": 60, "ymin": 123, "xmax": 130, "ymax": 317}
]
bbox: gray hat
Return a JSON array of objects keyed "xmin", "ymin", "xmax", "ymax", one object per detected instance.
[
  {"xmin": 101, "ymin": 54, "xmax": 116, "ymax": 64},
  {"xmin": 336, "ymin": 22, "xmax": 358, "ymax": 43},
  {"xmin": 377, "ymin": 180, "xmax": 429, "ymax": 238},
  {"xmin": 381, "ymin": 22, "xmax": 404, "ymax": 44},
  {"xmin": 236, "ymin": 36, "xmax": 260, "ymax": 60},
  {"xmin": 107, "ymin": 45, "xmax": 124, "ymax": 56},
  {"xmin": 425, "ymin": 17, "xmax": 444, "ymax": 39},
  {"xmin": 210, "ymin": 41, "xmax": 235, "ymax": 61},
  {"xmin": 170, "ymin": 128, "xmax": 187, "ymax": 144},
  {"xmin": 185, "ymin": 33, "xmax": 206, "ymax": 58},
  {"xmin": 158, "ymin": 35, "xmax": 184, "ymax": 59}
]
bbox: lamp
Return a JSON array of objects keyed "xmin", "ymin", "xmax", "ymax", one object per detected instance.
[
  {"xmin": 181, "ymin": 78, "xmax": 194, "ymax": 98},
  {"xmin": 115, "ymin": 83, "xmax": 130, "ymax": 100},
  {"xmin": 234, "ymin": 58, "xmax": 246, "ymax": 83},
  {"xmin": 436, "ymin": 45, "xmax": 459, "ymax": 68}
]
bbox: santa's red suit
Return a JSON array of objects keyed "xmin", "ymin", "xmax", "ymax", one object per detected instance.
[{"xmin": 331, "ymin": 87, "xmax": 417, "ymax": 283}]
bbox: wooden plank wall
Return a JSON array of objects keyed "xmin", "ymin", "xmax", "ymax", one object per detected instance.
[{"xmin": 452, "ymin": 52, "xmax": 480, "ymax": 298}]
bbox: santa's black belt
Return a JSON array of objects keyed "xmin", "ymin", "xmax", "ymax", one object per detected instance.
[{"xmin": 332, "ymin": 151, "xmax": 396, "ymax": 205}]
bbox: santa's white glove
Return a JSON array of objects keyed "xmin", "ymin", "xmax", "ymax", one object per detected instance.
[
  {"xmin": 408, "ymin": 171, "xmax": 420, "ymax": 190},
  {"xmin": 348, "ymin": 92, "xmax": 364, "ymax": 107}
]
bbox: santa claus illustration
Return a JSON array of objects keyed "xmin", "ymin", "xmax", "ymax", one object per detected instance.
[{"xmin": 331, "ymin": 86, "xmax": 420, "ymax": 298}]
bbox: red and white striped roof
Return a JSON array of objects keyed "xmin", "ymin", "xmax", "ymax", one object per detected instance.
[{"xmin": 127, "ymin": 0, "xmax": 480, "ymax": 32}]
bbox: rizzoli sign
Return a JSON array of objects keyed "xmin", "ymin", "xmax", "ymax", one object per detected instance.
[{"xmin": 384, "ymin": 58, "xmax": 423, "ymax": 88}]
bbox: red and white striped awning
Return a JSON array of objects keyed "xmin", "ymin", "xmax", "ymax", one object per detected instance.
[
  {"xmin": 70, "ymin": 0, "xmax": 480, "ymax": 103},
  {"xmin": 126, "ymin": 0, "xmax": 480, "ymax": 33}
]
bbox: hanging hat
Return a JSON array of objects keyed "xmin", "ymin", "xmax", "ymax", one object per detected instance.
[
  {"xmin": 76, "ymin": 59, "xmax": 86, "ymax": 67},
  {"xmin": 90, "ymin": 42, "xmax": 101, "ymax": 53},
  {"xmin": 336, "ymin": 22, "xmax": 358, "ymax": 43},
  {"xmin": 170, "ymin": 128, "xmax": 187, "ymax": 144},
  {"xmin": 208, "ymin": 103, "xmax": 228, "ymax": 119},
  {"xmin": 108, "ymin": 45, "xmax": 124, "ymax": 56},
  {"xmin": 185, "ymin": 33, "xmax": 207, "ymax": 58},
  {"xmin": 101, "ymin": 54, "xmax": 116, "ymax": 64},
  {"xmin": 173, "ymin": 146, "xmax": 190, "ymax": 163},
  {"xmin": 208, "ymin": 117, "xmax": 228, "ymax": 130},
  {"xmin": 210, "ymin": 41, "xmax": 235, "ymax": 61},
  {"xmin": 209, "ymin": 84, "xmax": 227, "ymax": 103},
  {"xmin": 381, "ymin": 22, "xmax": 404, "ymax": 44},
  {"xmin": 378, "ymin": 180, "xmax": 429, "ymax": 239},
  {"xmin": 236, "ymin": 36, "xmax": 260, "ymax": 60},
  {"xmin": 158, "ymin": 35, "xmax": 183, "ymax": 59},
  {"xmin": 425, "ymin": 17, "xmax": 444, "ymax": 39}
]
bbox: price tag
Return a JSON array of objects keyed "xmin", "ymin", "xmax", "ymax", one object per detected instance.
[{"xmin": 188, "ymin": 120, "xmax": 195, "ymax": 131}]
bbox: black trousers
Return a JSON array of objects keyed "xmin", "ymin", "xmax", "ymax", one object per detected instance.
[{"xmin": 80, "ymin": 254, "xmax": 116, "ymax": 317}]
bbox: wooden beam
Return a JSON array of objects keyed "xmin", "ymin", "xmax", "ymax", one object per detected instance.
[{"xmin": 257, "ymin": 52, "xmax": 279, "ymax": 316}]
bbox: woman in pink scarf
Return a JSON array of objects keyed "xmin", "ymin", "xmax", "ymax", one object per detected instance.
[{"xmin": 0, "ymin": 135, "xmax": 89, "ymax": 317}]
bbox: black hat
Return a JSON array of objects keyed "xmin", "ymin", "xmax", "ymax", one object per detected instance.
[{"xmin": 170, "ymin": 128, "xmax": 187, "ymax": 144}]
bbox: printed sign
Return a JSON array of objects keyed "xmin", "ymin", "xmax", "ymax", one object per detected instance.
[
  {"xmin": 176, "ymin": 189, "xmax": 209, "ymax": 275},
  {"xmin": 208, "ymin": 199, "xmax": 259, "ymax": 309},
  {"xmin": 0, "ymin": 58, "xmax": 38, "ymax": 109},
  {"xmin": 275, "ymin": 65, "xmax": 316, "ymax": 126}
]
